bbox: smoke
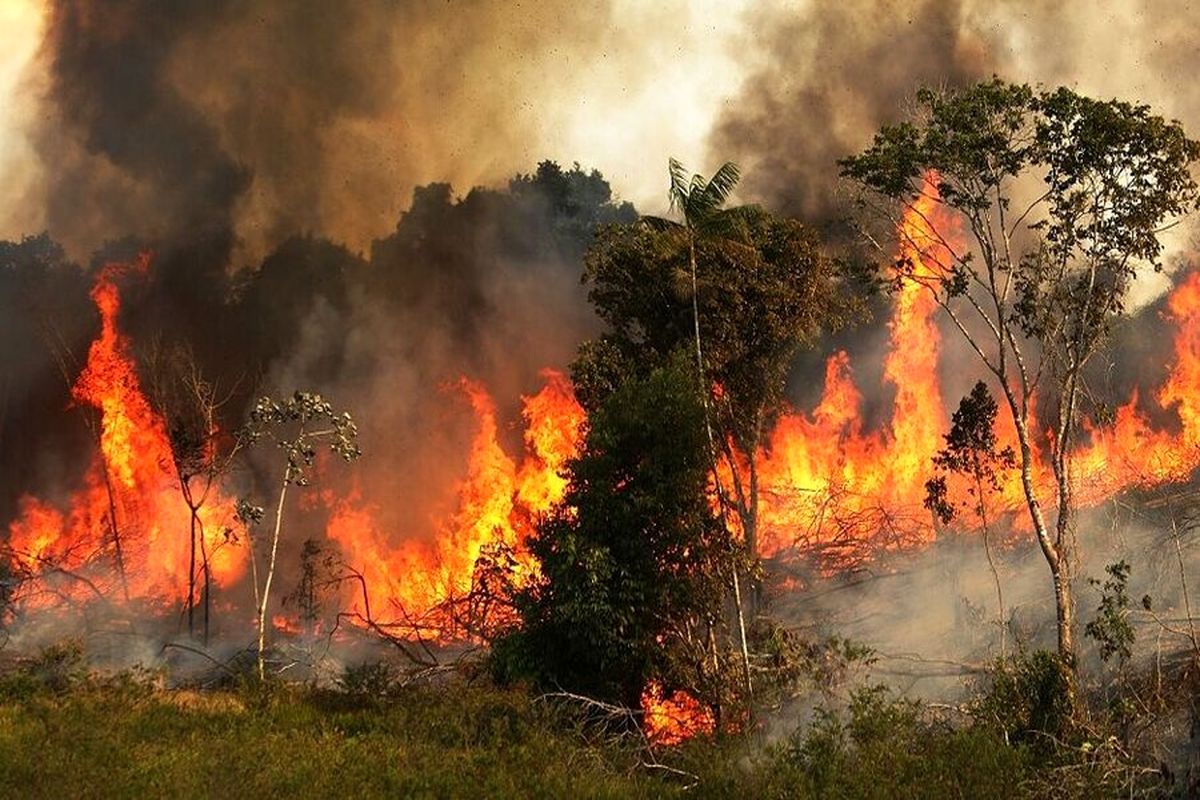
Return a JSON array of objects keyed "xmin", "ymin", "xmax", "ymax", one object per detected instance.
[
  {"xmin": 711, "ymin": 1, "xmax": 1200, "ymax": 299},
  {"xmin": 709, "ymin": 0, "xmax": 991, "ymax": 228},
  {"xmin": 9, "ymin": 0, "xmax": 753, "ymax": 264},
  {"xmin": 35, "ymin": 1, "xmax": 248, "ymax": 260},
  {"xmin": 771, "ymin": 497, "xmax": 1200, "ymax": 703}
]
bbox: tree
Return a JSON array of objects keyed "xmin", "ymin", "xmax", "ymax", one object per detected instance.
[
  {"xmin": 841, "ymin": 79, "xmax": 1200, "ymax": 668},
  {"xmin": 240, "ymin": 392, "xmax": 361, "ymax": 680},
  {"xmin": 145, "ymin": 341, "xmax": 244, "ymax": 643},
  {"xmin": 925, "ymin": 381, "xmax": 1015, "ymax": 658},
  {"xmin": 582, "ymin": 170, "xmax": 848, "ymax": 589},
  {"xmin": 642, "ymin": 159, "xmax": 744, "ymax": 403},
  {"xmin": 494, "ymin": 359, "xmax": 740, "ymax": 720}
]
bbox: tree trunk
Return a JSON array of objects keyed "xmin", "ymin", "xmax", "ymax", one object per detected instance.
[
  {"xmin": 1052, "ymin": 563, "xmax": 1075, "ymax": 663},
  {"xmin": 688, "ymin": 232, "xmax": 754, "ymax": 697},
  {"xmin": 187, "ymin": 503, "xmax": 197, "ymax": 637},
  {"xmin": 1001, "ymin": 388, "xmax": 1075, "ymax": 665},
  {"xmin": 198, "ymin": 517, "xmax": 211, "ymax": 646},
  {"xmin": 746, "ymin": 453, "xmax": 762, "ymax": 614},
  {"xmin": 99, "ymin": 462, "xmax": 129, "ymax": 601},
  {"xmin": 257, "ymin": 470, "xmax": 290, "ymax": 681}
]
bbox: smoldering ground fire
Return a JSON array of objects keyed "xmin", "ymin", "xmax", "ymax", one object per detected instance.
[{"xmin": 5, "ymin": 0, "xmax": 1200, "ymax": 758}]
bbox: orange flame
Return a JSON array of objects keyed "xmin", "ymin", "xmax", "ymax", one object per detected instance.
[
  {"xmin": 640, "ymin": 681, "xmax": 715, "ymax": 745},
  {"xmin": 324, "ymin": 368, "xmax": 585, "ymax": 634},
  {"xmin": 8, "ymin": 256, "xmax": 243, "ymax": 605},
  {"xmin": 752, "ymin": 177, "xmax": 956, "ymax": 562}
]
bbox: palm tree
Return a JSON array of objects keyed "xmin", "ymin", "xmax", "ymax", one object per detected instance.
[
  {"xmin": 643, "ymin": 159, "xmax": 753, "ymax": 697},
  {"xmin": 642, "ymin": 158, "xmax": 743, "ymax": 387}
]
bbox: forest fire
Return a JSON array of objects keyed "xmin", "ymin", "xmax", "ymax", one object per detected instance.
[
  {"xmin": 8, "ymin": 181, "xmax": 1199, "ymax": 751},
  {"xmin": 751, "ymin": 183, "xmax": 1200, "ymax": 566},
  {"xmin": 752, "ymin": 179, "xmax": 955, "ymax": 561},
  {"xmin": 324, "ymin": 370, "xmax": 585, "ymax": 635},
  {"xmin": 8, "ymin": 177, "xmax": 1200, "ymax": 633},
  {"xmin": 5, "ymin": 258, "xmax": 587, "ymax": 632}
]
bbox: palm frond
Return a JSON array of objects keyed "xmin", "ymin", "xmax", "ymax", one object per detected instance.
[
  {"xmin": 703, "ymin": 162, "xmax": 741, "ymax": 207},
  {"xmin": 697, "ymin": 207, "xmax": 760, "ymax": 254},
  {"xmin": 667, "ymin": 158, "xmax": 690, "ymax": 215}
]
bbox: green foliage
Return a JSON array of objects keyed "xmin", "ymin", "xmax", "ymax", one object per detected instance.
[
  {"xmin": 643, "ymin": 158, "xmax": 744, "ymax": 237},
  {"xmin": 337, "ymin": 661, "xmax": 397, "ymax": 698},
  {"xmin": 747, "ymin": 622, "xmax": 876, "ymax": 708},
  {"xmin": 0, "ymin": 668, "xmax": 1173, "ymax": 798},
  {"xmin": 582, "ymin": 205, "xmax": 845, "ymax": 437},
  {"xmin": 1085, "ymin": 560, "xmax": 1136, "ymax": 664},
  {"xmin": 508, "ymin": 160, "xmax": 639, "ymax": 248},
  {"xmin": 0, "ymin": 640, "xmax": 87, "ymax": 699},
  {"xmin": 494, "ymin": 359, "xmax": 732, "ymax": 711},
  {"xmin": 720, "ymin": 685, "xmax": 1032, "ymax": 800},
  {"xmin": 973, "ymin": 650, "xmax": 1076, "ymax": 752},
  {"xmin": 841, "ymin": 77, "xmax": 1200, "ymax": 367}
]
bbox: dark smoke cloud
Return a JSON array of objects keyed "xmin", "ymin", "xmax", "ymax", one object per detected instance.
[
  {"xmin": 709, "ymin": 0, "xmax": 993, "ymax": 226},
  {"xmin": 711, "ymin": 1, "xmax": 1200, "ymax": 273},
  {"xmin": 30, "ymin": 0, "xmax": 625, "ymax": 264},
  {"xmin": 38, "ymin": 1, "xmax": 248, "ymax": 258}
]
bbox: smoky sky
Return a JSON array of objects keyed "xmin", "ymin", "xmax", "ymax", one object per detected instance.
[
  {"xmin": 709, "ymin": 0, "xmax": 990, "ymax": 226},
  {"xmin": 711, "ymin": 1, "xmax": 1200, "ymax": 262},
  {"xmin": 27, "ymin": 0, "xmax": 626, "ymax": 264}
]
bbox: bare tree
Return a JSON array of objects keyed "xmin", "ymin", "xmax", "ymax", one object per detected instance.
[
  {"xmin": 241, "ymin": 392, "xmax": 361, "ymax": 680},
  {"xmin": 144, "ymin": 341, "xmax": 245, "ymax": 642}
]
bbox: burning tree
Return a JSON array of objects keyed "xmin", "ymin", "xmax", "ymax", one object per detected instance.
[
  {"xmin": 144, "ymin": 342, "xmax": 245, "ymax": 643},
  {"xmin": 841, "ymin": 79, "xmax": 1200, "ymax": 670},
  {"xmin": 241, "ymin": 392, "xmax": 361, "ymax": 680}
]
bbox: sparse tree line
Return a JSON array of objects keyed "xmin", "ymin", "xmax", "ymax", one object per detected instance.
[{"xmin": 2, "ymin": 79, "xmax": 1200, "ymax": 792}]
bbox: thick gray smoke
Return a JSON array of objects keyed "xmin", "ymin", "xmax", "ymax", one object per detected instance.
[
  {"xmin": 23, "ymin": 0, "xmax": 645, "ymax": 264},
  {"xmin": 36, "ymin": 1, "xmax": 247, "ymax": 259},
  {"xmin": 709, "ymin": 0, "xmax": 990, "ymax": 227},
  {"xmin": 710, "ymin": 1, "xmax": 1200, "ymax": 283}
]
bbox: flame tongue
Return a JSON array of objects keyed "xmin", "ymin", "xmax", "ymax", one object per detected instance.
[
  {"xmin": 752, "ymin": 177, "xmax": 956, "ymax": 563},
  {"xmin": 641, "ymin": 681, "xmax": 716, "ymax": 745},
  {"xmin": 9, "ymin": 257, "xmax": 243, "ymax": 605},
  {"xmin": 324, "ymin": 368, "xmax": 585, "ymax": 635}
]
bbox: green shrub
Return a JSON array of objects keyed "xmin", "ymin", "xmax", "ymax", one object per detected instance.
[
  {"xmin": 974, "ymin": 650, "xmax": 1076, "ymax": 753},
  {"xmin": 337, "ymin": 660, "xmax": 396, "ymax": 698}
]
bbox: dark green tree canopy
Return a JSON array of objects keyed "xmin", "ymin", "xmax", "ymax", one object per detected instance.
[
  {"xmin": 494, "ymin": 359, "xmax": 728, "ymax": 708},
  {"xmin": 924, "ymin": 381, "xmax": 1015, "ymax": 525},
  {"xmin": 578, "ymin": 206, "xmax": 844, "ymax": 449}
]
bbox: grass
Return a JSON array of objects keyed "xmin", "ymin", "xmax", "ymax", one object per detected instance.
[
  {"xmin": 0, "ymin": 650, "xmax": 1163, "ymax": 799},
  {"xmin": 0, "ymin": 677, "xmax": 672, "ymax": 799}
]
